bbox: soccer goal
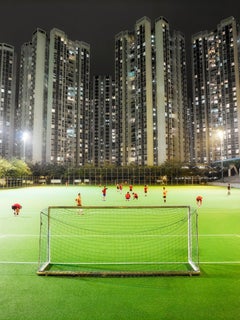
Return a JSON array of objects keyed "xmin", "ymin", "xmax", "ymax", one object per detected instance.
[{"xmin": 37, "ymin": 206, "xmax": 200, "ymax": 276}]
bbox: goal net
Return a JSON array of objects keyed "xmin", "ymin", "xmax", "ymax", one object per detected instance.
[{"xmin": 37, "ymin": 206, "xmax": 200, "ymax": 276}]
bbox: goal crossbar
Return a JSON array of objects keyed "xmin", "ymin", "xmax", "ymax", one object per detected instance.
[{"xmin": 37, "ymin": 205, "xmax": 200, "ymax": 276}]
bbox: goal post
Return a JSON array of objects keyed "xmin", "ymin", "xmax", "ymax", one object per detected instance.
[{"xmin": 37, "ymin": 206, "xmax": 200, "ymax": 276}]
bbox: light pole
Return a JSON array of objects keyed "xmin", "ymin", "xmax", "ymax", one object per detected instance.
[
  {"xmin": 22, "ymin": 131, "xmax": 29, "ymax": 162},
  {"xmin": 218, "ymin": 130, "xmax": 224, "ymax": 181}
]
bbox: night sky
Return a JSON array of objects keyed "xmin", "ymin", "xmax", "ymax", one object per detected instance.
[{"xmin": 1, "ymin": 0, "xmax": 240, "ymax": 76}]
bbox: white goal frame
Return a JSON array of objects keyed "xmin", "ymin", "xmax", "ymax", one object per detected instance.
[{"xmin": 37, "ymin": 205, "xmax": 200, "ymax": 277}]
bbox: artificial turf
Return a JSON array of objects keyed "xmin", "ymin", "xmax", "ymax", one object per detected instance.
[{"xmin": 0, "ymin": 184, "xmax": 240, "ymax": 320}]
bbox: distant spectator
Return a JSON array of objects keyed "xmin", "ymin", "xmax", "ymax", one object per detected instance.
[{"xmin": 227, "ymin": 183, "xmax": 231, "ymax": 195}]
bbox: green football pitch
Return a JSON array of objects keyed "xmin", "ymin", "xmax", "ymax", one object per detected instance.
[{"xmin": 0, "ymin": 184, "xmax": 240, "ymax": 320}]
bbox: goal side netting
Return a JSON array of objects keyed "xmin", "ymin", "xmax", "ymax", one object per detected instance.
[{"xmin": 37, "ymin": 206, "xmax": 200, "ymax": 276}]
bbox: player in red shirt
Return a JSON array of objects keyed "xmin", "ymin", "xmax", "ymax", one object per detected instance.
[
  {"xmin": 196, "ymin": 195, "xmax": 203, "ymax": 207},
  {"xmin": 102, "ymin": 186, "xmax": 108, "ymax": 200},
  {"xmin": 12, "ymin": 203, "xmax": 22, "ymax": 215},
  {"xmin": 133, "ymin": 192, "xmax": 138, "ymax": 200},
  {"xmin": 119, "ymin": 184, "xmax": 123, "ymax": 194},
  {"xmin": 125, "ymin": 191, "xmax": 131, "ymax": 201}
]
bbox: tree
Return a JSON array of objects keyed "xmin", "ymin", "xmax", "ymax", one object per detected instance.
[
  {"xmin": 8, "ymin": 159, "xmax": 32, "ymax": 177},
  {"xmin": 0, "ymin": 158, "xmax": 13, "ymax": 177}
]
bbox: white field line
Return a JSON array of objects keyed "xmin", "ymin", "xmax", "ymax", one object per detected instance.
[
  {"xmin": 0, "ymin": 234, "xmax": 239, "ymax": 238},
  {"xmin": 0, "ymin": 261, "xmax": 38, "ymax": 264},
  {"xmin": 1, "ymin": 261, "xmax": 240, "ymax": 265},
  {"xmin": 199, "ymin": 234, "xmax": 240, "ymax": 237},
  {"xmin": 199, "ymin": 261, "xmax": 240, "ymax": 264},
  {"xmin": 35, "ymin": 233, "xmax": 240, "ymax": 238},
  {"xmin": 0, "ymin": 234, "xmax": 38, "ymax": 238},
  {"xmin": 42, "ymin": 261, "xmax": 240, "ymax": 265}
]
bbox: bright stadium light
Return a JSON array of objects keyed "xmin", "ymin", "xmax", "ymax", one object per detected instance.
[{"xmin": 22, "ymin": 131, "xmax": 29, "ymax": 161}]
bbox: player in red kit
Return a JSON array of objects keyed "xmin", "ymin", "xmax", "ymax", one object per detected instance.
[{"xmin": 102, "ymin": 186, "xmax": 108, "ymax": 200}]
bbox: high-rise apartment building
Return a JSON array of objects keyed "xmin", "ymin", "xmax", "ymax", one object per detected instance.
[
  {"xmin": 192, "ymin": 16, "xmax": 240, "ymax": 164},
  {"xmin": 0, "ymin": 43, "xmax": 17, "ymax": 159},
  {"xmin": 90, "ymin": 75, "xmax": 116, "ymax": 166},
  {"xmin": 46, "ymin": 28, "xmax": 90, "ymax": 166},
  {"xmin": 18, "ymin": 29, "xmax": 49, "ymax": 162},
  {"xmin": 115, "ymin": 30, "xmax": 135, "ymax": 165},
  {"xmin": 115, "ymin": 16, "xmax": 189, "ymax": 166},
  {"xmin": 18, "ymin": 28, "xmax": 90, "ymax": 166}
]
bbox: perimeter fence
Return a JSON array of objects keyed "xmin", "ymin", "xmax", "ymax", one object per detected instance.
[{"xmin": 0, "ymin": 166, "xmax": 214, "ymax": 188}]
